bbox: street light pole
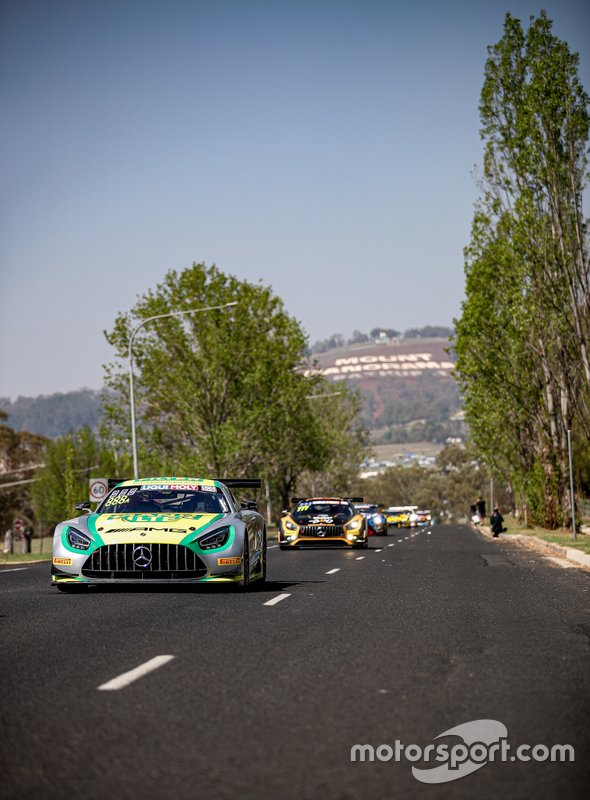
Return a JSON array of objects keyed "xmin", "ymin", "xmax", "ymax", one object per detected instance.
[{"xmin": 128, "ymin": 301, "xmax": 238, "ymax": 479}]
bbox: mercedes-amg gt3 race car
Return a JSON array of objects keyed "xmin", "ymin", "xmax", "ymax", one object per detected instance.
[
  {"xmin": 278, "ymin": 497, "xmax": 367, "ymax": 548},
  {"xmin": 51, "ymin": 477, "xmax": 266, "ymax": 592},
  {"xmin": 354, "ymin": 503, "xmax": 388, "ymax": 536}
]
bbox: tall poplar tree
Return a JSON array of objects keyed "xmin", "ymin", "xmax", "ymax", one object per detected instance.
[{"xmin": 454, "ymin": 12, "xmax": 589, "ymax": 526}]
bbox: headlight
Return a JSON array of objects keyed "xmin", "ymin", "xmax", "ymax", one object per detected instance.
[
  {"xmin": 67, "ymin": 527, "xmax": 91, "ymax": 550},
  {"xmin": 373, "ymin": 514, "xmax": 385, "ymax": 525},
  {"xmin": 198, "ymin": 526, "xmax": 231, "ymax": 550},
  {"xmin": 284, "ymin": 520, "xmax": 297, "ymax": 531},
  {"xmin": 346, "ymin": 519, "xmax": 361, "ymax": 530}
]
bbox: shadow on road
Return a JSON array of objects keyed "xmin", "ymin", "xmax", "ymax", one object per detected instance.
[{"xmin": 53, "ymin": 579, "xmax": 319, "ymax": 595}]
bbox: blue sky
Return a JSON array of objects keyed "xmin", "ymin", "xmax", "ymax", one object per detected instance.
[{"xmin": 1, "ymin": 0, "xmax": 589, "ymax": 398}]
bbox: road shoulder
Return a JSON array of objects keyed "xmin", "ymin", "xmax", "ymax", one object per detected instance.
[{"xmin": 473, "ymin": 524, "xmax": 590, "ymax": 571}]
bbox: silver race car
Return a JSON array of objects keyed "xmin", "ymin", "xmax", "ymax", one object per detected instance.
[{"xmin": 51, "ymin": 477, "xmax": 266, "ymax": 592}]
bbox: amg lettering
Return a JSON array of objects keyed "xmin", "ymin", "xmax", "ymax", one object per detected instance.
[{"xmin": 106, "ymin": 527, "xmax": 187, "ymax": 533}]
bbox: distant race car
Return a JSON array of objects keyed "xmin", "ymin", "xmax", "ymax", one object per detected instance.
[
  {"xmin": 414, "ymin": 510, "xmax": 433, "ymax": 527},
  {"xmin": 385, "ymin": 506, "xmax": 417, "ymax": 528},
  {"xmin": 278, "ymin": 497, "xmax": 368, "ymax": 549},
  {"xmin": 354, "ymin": 503, "xmax": 388, "ymax": 536},
  {"xmin": 51, "ymin": 477, "xmax": 266, "ymax": 592}
]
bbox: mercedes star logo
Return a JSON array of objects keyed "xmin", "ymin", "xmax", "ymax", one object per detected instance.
[
  {"xmin": 317, "ymin": 528, "xmax": 326, "ymax": 537},
  {"xmin": 132, "ymin": 545, "xmax": 152, "ymax": 568}
]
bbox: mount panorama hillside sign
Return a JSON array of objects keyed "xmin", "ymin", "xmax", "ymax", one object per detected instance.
[{"xmin": 304, "ymin": 340, "xmax": 454, "ymax": 382}]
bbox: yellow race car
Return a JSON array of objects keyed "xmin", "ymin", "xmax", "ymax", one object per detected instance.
[
  {"xmin": 385, "ymin": 506, "xmax": 417, "ymax": 528},
  {"xmin": 279, "ymin": 497, "xmax": 368, "ymax": 549}
]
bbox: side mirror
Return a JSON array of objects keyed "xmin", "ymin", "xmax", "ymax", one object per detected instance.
[
  {"xmin": 281, "ymin": 509, "xmax": 289, "ymax": 516},
  {"xmin": 75, "ymin": 502, "xmax": 92, "ymax": 514},
  {"xmin": 240, "ymin": 500, "xmax": 258, "ymax": 511}
]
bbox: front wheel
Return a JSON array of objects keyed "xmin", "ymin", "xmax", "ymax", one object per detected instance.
[
  {"xmin": 257, "ymin": 530, "xmax": 267, "ymax": 584},
  {"xmin": 239, "ymin": 533, "xmax": 250, "ymax": 590}
]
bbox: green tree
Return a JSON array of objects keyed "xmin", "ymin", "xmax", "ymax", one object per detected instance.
[
  {"xmin": 0, "ymin": 413, "xmax": 46, "ymax": 535},
  {"xmin": 102, "ymin": 263, "xmax": 368, "ymax": 507},
  {"xmin": 453, "ymin": 12, "xmax": 589, "ymax": 527},
  {"xmin": 32, "ymin": 427, "xmax": 116, "ymax": 528}
]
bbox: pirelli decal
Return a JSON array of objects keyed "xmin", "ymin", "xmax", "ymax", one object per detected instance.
[
  {"xmin": 53, "ymin": 557, "xmax": 73, "ymax": 566},
  {"xmin": 217, "ymin": 556, "xmax": 242, "ymax": 566}
]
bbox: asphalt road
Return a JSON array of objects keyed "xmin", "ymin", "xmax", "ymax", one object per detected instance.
[{"xmin": 1, "ymin": 525, "xmax": 589, "ymax": 800}]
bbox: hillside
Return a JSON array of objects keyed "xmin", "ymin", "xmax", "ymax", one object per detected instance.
[
  {"xmin": 0, "ymin": 390, "xmax": 104, "ymax": 439},
  {"xmin": 0, "ymin": 339, "xmax": 462, "ymax": 445},
  {"xmin": 306, "ymin": 337, "xmax": 463, "ymax": 444}
]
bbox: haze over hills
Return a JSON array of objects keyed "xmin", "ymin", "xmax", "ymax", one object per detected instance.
[{"xmin": 0, "ymin": 390, "xmax": 104, "ymax": 439}]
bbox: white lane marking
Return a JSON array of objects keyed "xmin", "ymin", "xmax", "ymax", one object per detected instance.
[
  {"xmin": 355, "ymin": 556, "xmax": 365, "ymax": 560},
  {"xmin": 326, "ymin": 568, "xmax": 340, "ymax": 575},
  {"xmin": 388, "ymin": 544, "xmax": 394, "ymax": 547},
  {"xmin": 268, "ymin": 545, "xmax": 279, "ymax": 549},
  {"xmin": 97, "ymin": 655, "xmax": 175, "ymax": 691},
  {"xmin": 375, "ymin": 549, "xmax": 382, "ymax": 552},
  {"xmin": 427, "ymin": 532, "xmax": 432, "ymax": 535},
  {"xmin": 0, "ymin": 567, "xmax": 28, "ymax": 573},
  {"xmin": 264, "ymin": 593, "xmax": 291, "ymax": 606}
]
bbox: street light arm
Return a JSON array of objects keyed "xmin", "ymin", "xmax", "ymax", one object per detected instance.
[
  {"xmin": 127, "ymin": 300, "xmax": 237, "ymax": 479},
  {"xmin": 127, "ymin": 301, "xmax": 238, "ymax": 362},
  {"xmin": 305, "ymin": 391, "xmax": 343, "ymax": 400}
]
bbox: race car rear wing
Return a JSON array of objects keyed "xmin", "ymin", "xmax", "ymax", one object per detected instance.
[{"xmin": 217, "ymin": 479, "xmax": 262, "ymax": 490}]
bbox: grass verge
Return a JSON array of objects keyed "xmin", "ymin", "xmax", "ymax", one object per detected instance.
[{"xmin": 502, "ymin": 523, "xmax": 590, "ymax": 555}]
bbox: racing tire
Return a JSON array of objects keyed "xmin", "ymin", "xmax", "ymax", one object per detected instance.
[
  {"xmin": 257, "ymin": 530, "xmax": 267, "ymax": 585},
  {"xmin": 238, "ymin": 532, "xmax": 251, "ymax": 591}
]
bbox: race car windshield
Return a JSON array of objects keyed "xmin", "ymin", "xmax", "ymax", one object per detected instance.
[
  {"xmin": 97, "ymin": 486, "xmax": 230, "ymax": 514},
  {"xmin": 291, "ymin": 501, "xmax": 353, "ymax": 524}
]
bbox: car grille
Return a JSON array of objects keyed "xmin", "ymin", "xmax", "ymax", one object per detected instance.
[
  {"xmin": 82, "ymin": 543, "xmax": 207, "ymax": 579},
  {"xmin": 299, "ymin": 525, "xmax": 345, "ymax": 538}
]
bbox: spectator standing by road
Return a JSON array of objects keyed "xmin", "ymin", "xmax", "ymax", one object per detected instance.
[
  {"xmin": 3, "ymin": 525, "xmax": 14, "ymax": 553},
  {"xmin": 21, "ymin": 522, "xmax": 32, "ymax": 554},
  {"xmin": 476, "ymin": 495, "xmax": 486, "ymax": 519},
  {"xmin": 490, "ymin": 507, "xmax": 506, "ymax": 537}
]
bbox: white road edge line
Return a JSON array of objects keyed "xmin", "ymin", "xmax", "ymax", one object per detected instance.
[
  {"xmin": 268, "ymin": 545, "xmax": 279, "ymax": 549},
  {"xmin": 97, "ymin": 655, "xmax": 175, "ymax": 691},
  {"xmin": 264, "ymin": 593, "xmax": 291, "ymax": 607},
  {"xmin": 326, "ymin": 568, "xmax": 340, "ymax": 575},
  {"xmin": 375, "ymin": 549, "xmax": 382, "ymax": 552},
  {"xmin": 355, "ymin": 556, "xmax": 365, "ymax": 560},
  {"xmin": 0, "ymin": 567, "xmax": 28, "ymax": 573}
]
